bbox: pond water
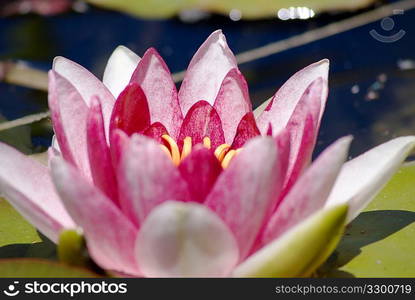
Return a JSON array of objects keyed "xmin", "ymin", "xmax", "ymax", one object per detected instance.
[{"xmin": 0, "ymin": 3, "xmax": 414, "ymax": 158}]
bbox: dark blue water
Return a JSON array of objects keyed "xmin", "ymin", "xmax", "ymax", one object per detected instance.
[{"xmin": 0, "ymin": 5, "xmax": 414, "ymax": 157}]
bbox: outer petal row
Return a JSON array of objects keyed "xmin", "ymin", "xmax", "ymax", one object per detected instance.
[
  {"xmin": 255, "ymin": 59, "xmax": 329, "ymax": 135},
  {"xmin": 178, "ymin": 30, "xmax": 238, "ymax": 115},
  {"xmin": 205, "ymin": 136, "xmax": 283, "ymax": 259},
  {"xmin": 325, "ymin": 136, "xmax": 415, "ymax": 222},
  {"xmin": 103, "ymin": 45, "xmax": 141, "ymax": 99},
  {"xmin": 50, "ymin": 158, "xmax": 140, "ymax": 276},
  {"xmin": 135, "ymin": 201, "xmax": 239, "ymax": 277},
  {"xmin": 53, "ymin": 56, "xmax": 115, "ymax": 140},
  {"xmin": 0, "ymin": 143, "xmax": 75, "ymax": 243}
]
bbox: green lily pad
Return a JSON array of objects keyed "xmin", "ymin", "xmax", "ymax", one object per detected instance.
[
  {"xmin": 0, "ymin": 198, "xmax": 41, "ymax": 247},
  {"xmin": 86, "ymin": 0, "xmax": 376, "ymax": 19},
  {"xmin": 327, "ymin": 162, "xmax": 415, "ymax": 277},
  {"xmin": 0, "ymin": 259, "xmax": 98, "ymax": 277},
  {"xmin": 0, "ymin": 198, "xmax": 57, "ymax": 260}
]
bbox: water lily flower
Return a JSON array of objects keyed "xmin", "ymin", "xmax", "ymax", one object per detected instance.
[{"xmin": 0, "ymin": 30, "xmax": 414, "ymax": 277}]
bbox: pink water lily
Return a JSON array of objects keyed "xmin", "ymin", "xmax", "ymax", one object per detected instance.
[{"xmin": 1, "ymin": 30, "xmax": 414, "ymax": 277}]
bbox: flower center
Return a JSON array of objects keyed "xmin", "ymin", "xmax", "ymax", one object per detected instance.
[{"xmin": 160, "ymin": 135, "xmax": 240, "ymax": 168}]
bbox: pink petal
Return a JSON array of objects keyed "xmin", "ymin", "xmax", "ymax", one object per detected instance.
[
  {"xmin": 178, "ymin": 146, "xmax": 222, "ymax": 203},
  {"xmin": 247, "ymin": 129, "xmax": 292, "ymax": 253},
  {"xmin": 213, "ymin": 68, "xmax": 252, "ymax": 144},
  {"xmin": 178, "ymin": 100, "xmax": 225, "ymax": 150},
  {"xmin": 130, "ymin": 48, "xmax": 183, "ymax": 139},
  {"xmin": 103, "ymin": 46, "xmax": 141, "ymax": 98},
  {"xmin": 325, "ymin": 136, "xmax": 415, "ymax": 222},
  {"xmin": 269, "ymin": 128, "xmax": 291, "ymax": 212},
  {"xmin": 117, "ymin": 135, "xmax": 190, "ymax": 225},
  {"xmin": 231, "ymin": 112, "xmax": 260, "ymax": 149},
  {"xmin": 47, "ymin": 146, "xmax": 60, "ymax": 168},
  {"xmin": 48, "ymin": 70, "xmax": 91, "ymax": 180},
  {"xmin": 0, "ymin": 143, "xmax": 75, "ymax": 243},
  {"xmin": 53, "ymin": 57, "xmax": 115, "ymax": 139},
  {"xmin": 281, "ymin": 78, "xmax": 325, "ymax": 196},
  {"xmin": 143, "ymin": 122, "xmax": 169, "ymax": 144},
  {"xmin": 205, "ymin": 137, "xmax": 283, "ymax": 259},
  {"xmin": 109, "ymin": 129, "xmax": 129, "ymax": 170},
  {"xmin": 135, "ymin": 201, "xmax": 239, "ymax": 277},
  {"xmin": 178, "ymin": 30, "xmax": 238, "ymax": 115},
  {"xmin": 50, "ymin": 158, "xmax": 140, "ymax": 276},
  {"xmin": 256, "ymin": 59, "xmax": 329, "ymax": 135},
  {"xmin": 87, "ymin": 96, "xmax": 119, "ymax": 205},
  {"xmin": 110, "ymin": 83, "xmax": 151, "ymax": 136},
  {"xmin": 260, "ymin": 136, "xmax": 352, "ymax": 247}
]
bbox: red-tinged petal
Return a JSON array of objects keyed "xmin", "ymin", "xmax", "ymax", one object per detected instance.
[
  {"xmin": 247, "ymin": 129, "xmax": 292, "ymax": 253},
  {"xmin": 130, "ymin": 48, "xmax": 182, "ymax": 139},
  {"xmin": 53, "ymin": 57, "xmax": 115, "ymax": 139},
  {"xmin": 103, "ymin": 46, "xmax": 141, "ymax": 98},
  {"xmin": 110, "ymin": 83, "xmax": 151, "ymax": 136},
  {"xmin": 271, "ymin": 128, "xmax": 291, "ymax": 210},
  {"xmin": 281, "ymin": 78, "xmax": 325, "ymax": 196},
  {"xmin": 178, "ymin": 30, "xmax": 238, "ymax": 115},
  {"xmin": 135, "ymin": 201, "xmax": 239, "ymax": 277},
  {"xmin": 0, "ymin": 143, "xmax": 75, "ymax": 243},
  {"xmin": 213, "ymin": 68, "xmax": 252, "ymax": 144},
  {"xmin": 143, "ymin": 122, "xmax": 168, "ymax": 144},
  {"xmin": 178, "ymin": 100, "xmax": 225, "ymax": 150},
  {"xmin": 231, "ymin": 112, "xmax": 260, "ymax": 149},
  {"xmin": 87, "ymin": 97, "xmax": 119, "ymax": 204},
  {"xmin": 256, "ymin": 59, "xmax": 329, "ymax": 135},
  {"xmin": 266, "ymin": 123, "xmax": 273, "ymax": 136},
  {"xmin": 205, "ymin": 137, "xmax": 283, "ymax": 259},
  {"xmin": 48, "ymin": 70, "xmax": 91, "ymax": 180},
  {"xmin": 109, "ymin": 129, "xmax": 129, "ymax": 170},
  {"xmin": 50, "ymin": 158, "xmax": 140, "ymax": 276},
  {"xmin": 178, "ymin": 146, "xmax": 222, "ymax": 203},
  {"xmin": 117, "ymin": 135, "xmax": 190, "ymax": 226},
  {"xmin": 260, "ymin": 136, "xmax": 352, "ymax": 247}
]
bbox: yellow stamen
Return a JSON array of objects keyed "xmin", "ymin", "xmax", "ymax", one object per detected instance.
[
  {"xmin": 221, "ymin": 150, "xmax": 237, "ymax": 169},
  {"xmin": 158, "ymin": 134, "xmax": 241, "ymax": 168},
  {"xmin": 181, "ymin": 137, "xmax": 192, "ymax": 161},
  {"xmin": 161, "ymin": 134, "xmax": 181, "ymax": 166},
  {"xmin": 214, "ymin": 144, "xmax": 231, "ymax": 161},
  {"xmin": 203, "ymin": 137, "xmax": 211, "ymax": 149},
  {"xmin": 160, "ymin": 145, "xmax": 172, "ymax": 158}
]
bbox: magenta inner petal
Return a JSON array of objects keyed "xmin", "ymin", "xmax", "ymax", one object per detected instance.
[
  {"xmin": 231, "ymin": 112, "xmax": 260, "ymax": 149},
  {"xmin": 143, "ymin": 122, "xmax": 169, "ymax": 144},
  {"xmin": 178, "ymin": 146, "xmax": 222, "ymax": 203},
  {"xmin": 110, "ymin": 82, "xmax": 151, "ymax": 136},
  {"xmin": 178, "ymin": 100, "xmax": 225, "ymax": 149},
  {"xmin": 87, "ymin": 97, "xmax": 119, "ymax": 205},
  {"xmin": 109, "ymin": 129, "xmax": 129, "ymax": 170}
]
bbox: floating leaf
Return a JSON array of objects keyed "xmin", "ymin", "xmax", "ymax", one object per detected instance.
[
  {"xmin": 0, "ymin": 198, "xmax": 40, "ymax": 247},
  {"xmin": 326, "ymin": 162, "xmax": 415, "ymax": 277},
  {"xmin": 0, "ymin": 259, "xmax": 98, "ymax": 277},
  {"xmin": 0, "ymin": 198, "xmax": 57, "ymax": 259}
]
